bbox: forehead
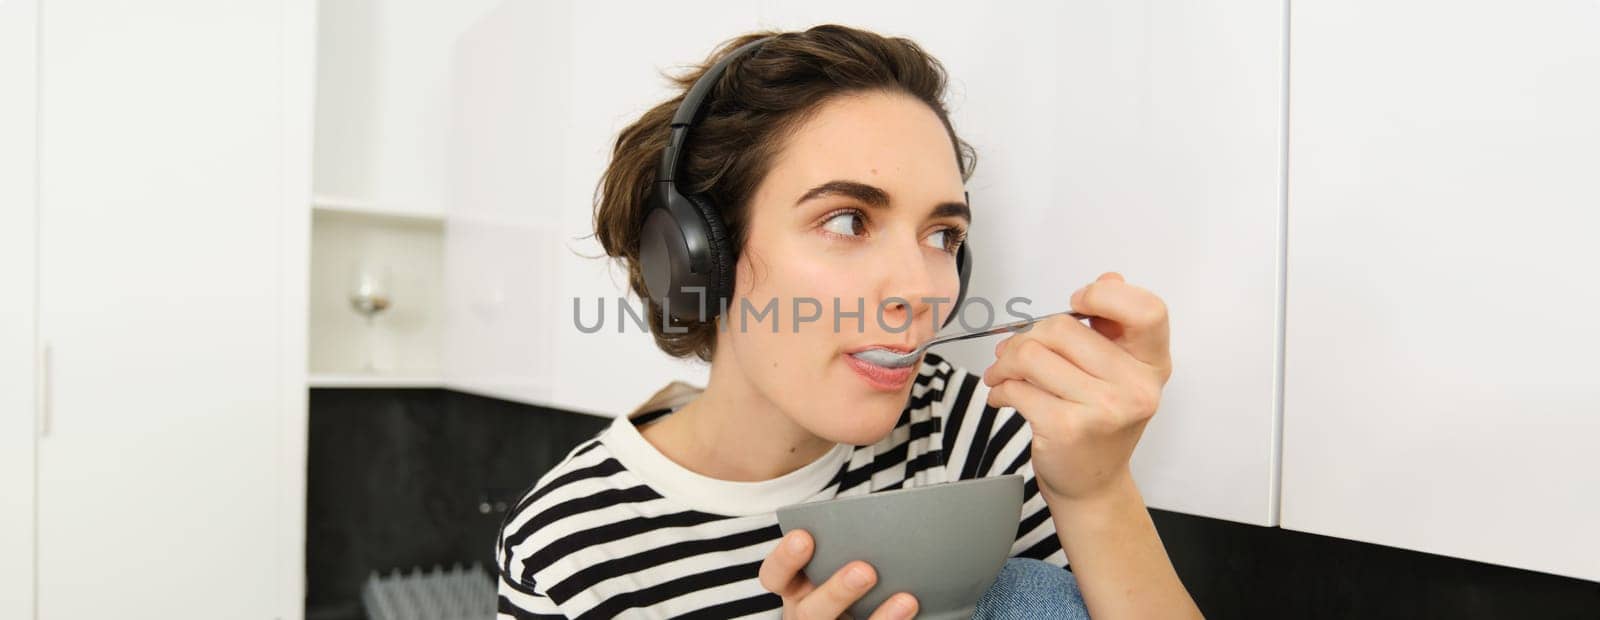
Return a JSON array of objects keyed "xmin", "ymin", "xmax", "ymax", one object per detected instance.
[{"xmin": 763, "ymin": 91, "xmax": 966, "ymax": 202}]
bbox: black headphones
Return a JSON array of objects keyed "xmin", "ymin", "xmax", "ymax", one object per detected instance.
[{"xmin": 638, "ymin": 36, "xmax": 972, "ymax": 329}]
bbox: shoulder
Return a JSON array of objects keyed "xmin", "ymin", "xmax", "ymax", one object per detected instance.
[{"xmin": 494, "ymin": 432, "xmax": 633, "ymax": 593}]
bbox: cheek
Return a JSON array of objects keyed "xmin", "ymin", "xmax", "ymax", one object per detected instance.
[
  {"xmin": 724, "ymin": 239, "xmax": 911, "ymax": 427},
  {"xmin": 790, "ymin": 255, "xmax": 878, "ymax": 323},
  {"xmin": 738, "ymin": 237, "xmax": 872, "ymax": 291},
  {"xmin": 729, "ymin": 244, "xmax": 876, "ymax": 337},
  {"xmin": 726, "ymin": 251, "xmax": 884, "ymax": 402}
]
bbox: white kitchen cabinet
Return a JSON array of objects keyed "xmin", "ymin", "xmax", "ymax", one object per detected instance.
[
  {"xmin": 313, "ymin": 0, "xmax": 503, "ymax": 220},
  {"xmin": 441, "ymin": 0, "xmax": 570, "ymax": 408},
  {"xmin": 446, "ymin": 0, "xmax": 719, "ymax": 415},
  {"xmin": 1282, "ymin": 0, "xmax": 1600, "ymax": 581},
  {"xmin": 2, "ymin": 0, "xmax": 315, "ymax": 617},
  {"xmin": 0, "ymin": 0, "xmax": 42, "ymax": 616},
  {"xmin": 308, "ymin": 0, "xmax": 519, "ymax": 386}
]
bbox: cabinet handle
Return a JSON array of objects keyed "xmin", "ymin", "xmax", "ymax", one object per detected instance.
[{"xmin": 37, "ymin": 343, "xmax": 51, "ymax": 438}]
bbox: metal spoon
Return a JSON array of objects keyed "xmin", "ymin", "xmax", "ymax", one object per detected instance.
[{"xmin": 851, "ymin": 310, "xmax": 1095, "ymax": 369}]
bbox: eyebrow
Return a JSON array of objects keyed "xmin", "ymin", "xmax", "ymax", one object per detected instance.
[{"xmin": 795, "ymin": 179, "xmax": 971, "ymax": 224}]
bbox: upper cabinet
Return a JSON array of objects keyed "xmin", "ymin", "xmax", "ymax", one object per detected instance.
[
  {"xmin": 308, "ymin": 0, "xmax": 505, "ymax": 384},
  {"xmin": 1282, "ymin": 0, "xmax": 1600, "ymax": 581},
  {"xmin": 313, "ymin": 0, "xmax": 503, "ymax": 220},
  {"xmin": 446, "ymin": 0, "xmax": 717, "ymax": 415}
]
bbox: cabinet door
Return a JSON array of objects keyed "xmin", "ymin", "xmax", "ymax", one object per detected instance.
[
  {"xmin": 0, "ymin": 0, "xmax": 40, "ymax": 617},
  {"xmin": 1283, "ymin": 0, "xmax": 1600, "ymax": 581},
  {"xmin": 445, "ymin": 0, "xmax": 572, "ymax": 407},
  {"xmin": 448, "ymin": 0, "xmax": 739, "ymax": 414},
  {"xmin": 35, "ymin": 1, "xmax": 311, "ymax": 617}
]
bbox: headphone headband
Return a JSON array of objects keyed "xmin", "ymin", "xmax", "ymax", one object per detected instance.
[{"xmin": 656, "ymin": 36, "xmax": 774, "ymax": 187}]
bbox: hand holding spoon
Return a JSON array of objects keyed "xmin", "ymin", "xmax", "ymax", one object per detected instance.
[{"xmin": 851, "ymin": 310, "xmax": 1094, "ymax": 369}]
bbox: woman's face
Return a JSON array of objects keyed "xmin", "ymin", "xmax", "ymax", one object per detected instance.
[{"xmin": 721, "ymin": 90, "xmax": 970, "ymax": 446}]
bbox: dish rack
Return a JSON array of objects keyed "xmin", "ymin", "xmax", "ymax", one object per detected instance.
[{"xmin": 360, "ymin": 562, "xmax": 495, "ymax": 620}]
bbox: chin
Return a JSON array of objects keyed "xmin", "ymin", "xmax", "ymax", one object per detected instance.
[
  {"xmin": 810, "ymin": 399, "xmax": 905, "ymax": 446},
  {"xmin": 785, "ymin": 354, "xmax": 916, "ymax": 445}
]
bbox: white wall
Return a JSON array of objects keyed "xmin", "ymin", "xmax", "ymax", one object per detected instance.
[
  {"xmin": 763, "ymin": 1, "xmax": 1287, "ymax": 527},
  {"xmin": 811, "ymin": 0, "xmax": 1290, "ymax": 526},
  {"xmin": 1281, "ymin": 0, "xmax": 1600, "ymax": 582}
]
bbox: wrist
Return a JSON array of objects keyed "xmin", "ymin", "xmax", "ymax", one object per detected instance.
[{"xmin": 1041, "ymin": 468, "xmax": 1141, "ymax": 516}]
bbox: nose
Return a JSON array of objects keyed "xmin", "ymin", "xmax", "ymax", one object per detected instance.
[{"xmin": 875, "ymin": 236, "xmax": 944, "ymax": 336}]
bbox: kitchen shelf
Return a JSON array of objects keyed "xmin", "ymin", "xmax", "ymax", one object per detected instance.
[
  {"xmin": 312, "ymin": 194, "xmax": 444, "ymax": 223},
  {"xmin": 308, "ymin": 373, "xmax": 444, "ymax": 389}
]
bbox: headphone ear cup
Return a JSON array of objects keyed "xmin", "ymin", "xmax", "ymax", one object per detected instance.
[
  {"xmin": 685, "ymin": 192, "xmax": 735, "ymax": 318},
  {"xmin": 944, "ymin": 242, "xmax": 973, "ymax": 330}
]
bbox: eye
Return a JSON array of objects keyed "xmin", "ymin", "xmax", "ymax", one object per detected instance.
[
  {"xmin": 926, "ymin": 226, "xmax": 968, "ymax": 254},
  {"xmin": 821, "ymin": 209, "xmax": 867, "ymax": 238}
]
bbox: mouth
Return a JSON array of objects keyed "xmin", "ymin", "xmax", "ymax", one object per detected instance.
[
  {"xmin": 843, "ymin": 344, "xmax": 919, "ymax": 391},
  {"xmin": 845, "ymin": 343, "xmax": 915, "ymax": 355},
  {"xmin": 847, "ymin": 343, "xmax": 921, "ymax": 368}
]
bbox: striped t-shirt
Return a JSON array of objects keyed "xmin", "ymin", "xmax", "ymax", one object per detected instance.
[{"xmin": 494, "ymin": 351, "xmax": 1066, "ymax": 619}]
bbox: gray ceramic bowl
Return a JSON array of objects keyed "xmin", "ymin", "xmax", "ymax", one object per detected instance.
[{"xmin": 775, "ymin": 474, "xmax": 1024, "ymax": 620}]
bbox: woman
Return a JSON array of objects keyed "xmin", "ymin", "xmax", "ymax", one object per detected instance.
[{"xmin": 496, "ymin": 24, "xmax": 1201, "ymax": 619}]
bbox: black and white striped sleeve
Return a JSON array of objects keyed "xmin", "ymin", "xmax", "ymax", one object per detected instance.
[
  {"xmin": 496, "ymin": 566, "xmax": 563, "ymax": 619},
  {"xmin": 937, "ymin": 362, "xmax": 1069, "ymax": 568},
  {"xmin": 495, "ymin": 518, "xmax": 566, "ymax": 619},
  {"xmin": 492, "ymin": 439, "xmax": 611, "ymax": 620}
]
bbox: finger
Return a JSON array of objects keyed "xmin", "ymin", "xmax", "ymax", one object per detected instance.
[
  {"xmin": 796, "ymin": 561, "xmax": 877, "ymax": 620},
  {"xmin": 984, "ymin": 334, "xmax": 1104, "ymax": 404},
  {"xmin": 987, "ymin": 377, "xmax": 1087, "ymax": 439},
  {"xmin": 1072, "ymin": 274, "xmax": 1158, "ymax": 339},
  {"xmin": 989, "ymin": 329, "xmax": 1162, "ymax": 428},
  {"xmin": 994, "ymin": 315, "xmax": 1130, "ymax": 383},
  {"xmin": 759, "ymin": 530, "xmax": 815, "ymax": 600},
  {"xmin": 866, "ymin": 592, "xmax": 919, "ymax": 620},
  {"xmin": 1071, "ymin": 276, "xmax": 1171, "ymax": 368}
]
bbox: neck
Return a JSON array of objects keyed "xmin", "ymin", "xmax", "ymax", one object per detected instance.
[{"xmin": 641, "ymin": 343, "xmax": 838, "ymax": 482}]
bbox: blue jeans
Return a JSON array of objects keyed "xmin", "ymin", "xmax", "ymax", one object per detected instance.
[{"xmin": 971, "ymin": 558, "xmax": 1091, "ymax": 619}]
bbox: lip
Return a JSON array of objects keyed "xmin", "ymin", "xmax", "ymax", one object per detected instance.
[{"xmin": 843, "ymin": 351, "xmax": 917, "ymax": 391}]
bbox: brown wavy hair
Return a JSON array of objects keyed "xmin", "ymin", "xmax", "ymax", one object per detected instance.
[{"xmin": 592, "ymin": 24, "xmax": 977, "ymax": 364}]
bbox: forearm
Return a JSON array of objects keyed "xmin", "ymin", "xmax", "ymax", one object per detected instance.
[{"xmin": 1043, "ymin": 471, "xmax": 1202, "ymax": 619}]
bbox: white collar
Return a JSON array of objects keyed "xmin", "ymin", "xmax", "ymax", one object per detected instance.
[{"xmin": 601, "ymin": 409, "xmax": 852, "ymax": 517}]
